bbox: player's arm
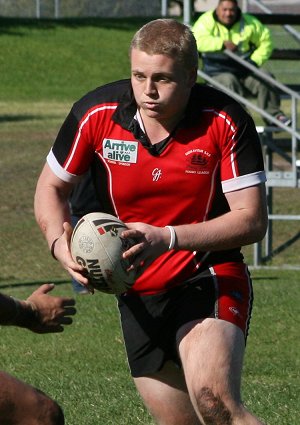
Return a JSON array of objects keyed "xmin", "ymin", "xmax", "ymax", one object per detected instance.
[
  {"xmin": 0, "ymin": 284, "xmax": 76, "ymax": 333},
  {"xmin": 250, "ymin": 20, "xmax": 273, "ymax": 66},
  {"xmin": 34, "ymin": 162, "xmax": 73, "ymax": 246},
  {"xmin": 175, "ymin": 183, "xmax": 268, "ymax": 251},
  {"xmin": 122, "ymin": 183, "xmax": 268, "ymax": 270},
  {"xmin": 34, "ymin": 163, "xmax": 89, "ymax": 287}
]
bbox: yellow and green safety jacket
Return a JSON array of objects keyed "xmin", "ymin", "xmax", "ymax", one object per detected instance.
[{"xmin": 192, "ymin": 8, "xmax": 273, "ymax": 76}]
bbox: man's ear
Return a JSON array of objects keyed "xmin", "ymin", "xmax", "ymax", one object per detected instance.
[{"xmin": 188, "ymin": 67, "xmax": 198, "ymax": 87}]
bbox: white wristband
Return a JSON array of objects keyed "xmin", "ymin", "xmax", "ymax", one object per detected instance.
[{"xmin": 165, "ymin": 225, "xmax": 176, "ymax": 251}]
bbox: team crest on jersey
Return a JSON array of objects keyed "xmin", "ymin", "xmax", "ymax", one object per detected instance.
[
  {"xmin": 103, "ymin": 139, "xmax": 138, "ymax": 164},
  {"xmin": 184, "ymin": 148, "xmax": 211, "ymax": 175}
]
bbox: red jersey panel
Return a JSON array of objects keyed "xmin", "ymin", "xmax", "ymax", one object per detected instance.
[{"xmin": 48, "ymin": 79, "xmax": 266, "ymax": 294}]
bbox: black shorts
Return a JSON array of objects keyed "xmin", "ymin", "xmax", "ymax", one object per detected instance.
[{"xmin": 117, "ymin": 262, "xmax": 253, "ymax": 378}]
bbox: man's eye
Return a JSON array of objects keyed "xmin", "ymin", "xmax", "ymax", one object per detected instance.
[
  {"xmin": 134, "ymin": 74, "xmax": 145, "ymax": 81},
  {"xmin": 157, "ymin": 76, "xmax": 171, "ymax": 83}
]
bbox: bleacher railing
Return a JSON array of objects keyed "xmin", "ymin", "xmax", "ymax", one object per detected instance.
[{"xmin": 197, "ymin": 50, "xmax": 300, "ymax": 267}]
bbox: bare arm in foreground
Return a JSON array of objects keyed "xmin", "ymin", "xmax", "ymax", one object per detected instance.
[{"xmin": 0, "ymin": 283, "xmax": 76, "ymax": 333}]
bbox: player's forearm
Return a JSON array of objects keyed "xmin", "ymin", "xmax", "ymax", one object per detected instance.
[
  {"xmin": 0, "ymin": 294, "xmax": 36, "ymax": 327},
  {"xmin": 173, "ymin": 208, "xmax": 267, "ymax": 252},
  {"xmin": 34, "ymin": 185, "xmax": 71, "ymax": 248},
  {"xmin": 0, "ymin": 294, "xmax": 20, "ymax": 324},
  {"xmin": 174, "ymin": 184, "xmax": 268, "ymax": 252}
]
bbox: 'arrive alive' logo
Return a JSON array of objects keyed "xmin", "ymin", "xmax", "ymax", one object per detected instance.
[{"xmin": 103, "ymin": 139, "xmax": 138, "ymax": 163}]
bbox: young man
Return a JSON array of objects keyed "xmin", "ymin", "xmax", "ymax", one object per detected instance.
[
  {"xmin": 34, "ymin": 19, "xmax": 268, "ymax": 425},
  {"xmin": 0, "ymin": 283, "xmax": 76, "ymax": 424},
  {"xmin": 193, "ymin": 0, "xmax": 291, "ymax": 126}
]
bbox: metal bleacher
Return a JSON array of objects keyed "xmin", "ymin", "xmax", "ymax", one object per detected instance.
[{"xmin": 193, "ymin": 0, "xmax": 300, "ymax": 267}]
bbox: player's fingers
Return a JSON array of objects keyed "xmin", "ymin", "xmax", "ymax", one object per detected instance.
[
  {"xmin": 59, "ymin": 298, "xmax": 76, "ymax": 307},
  {"xmin": 58, "ymin": 317, "xmax": 73, "ymax": 325},
  {"xmin": 67, "ymin": 268, "xmax": 89, "ymax": 285},
  {"xmin": 32, "ymin": 283, "xmax": 55, "ymax": 295},
  {"xmin": 122, "ymin": 241, "xmax": 145, "ymax": 260},
  {"xmin": 63, "ymin": 221, "xmax": 73, "ymax": 237},
  {"xmin": 61, "ymin": 306, "xmax": 77, "ymax": 316},
  {"xmin": 121, "ymin": 228, "xmax": 143, "ymax": 240},
  {"xmin": 70, "ymin": 273, "xmax": 94, "ymax": 293},
  {"xmin": 66, "ymin": 259, "xmax": 86, "ymax": 272}
]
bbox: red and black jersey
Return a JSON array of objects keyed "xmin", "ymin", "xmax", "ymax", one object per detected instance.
[{"xmin": 48, "ymin": 79, "xmax": 266, "ymax": 294}]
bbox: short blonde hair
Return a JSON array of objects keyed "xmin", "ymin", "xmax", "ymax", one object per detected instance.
[{"xmin": 130, "ymin": 19, "xmax": 199, "ymax": 70}]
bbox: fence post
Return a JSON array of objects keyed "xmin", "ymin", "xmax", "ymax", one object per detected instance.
[
  {"xmin": 36, "ymin": 0, "xmax": 40, "ymax": 18},
  {"xmin": 241, "ymin": 0, "xmax": 248, "ymax": 12},
  {"xmin": 161, "ymin": 0, "xmax": 168, "ymax": 16},
  {"xmin": 183, "ymin": 0, "xmax": 191, "ymax": 26},
  {"xmin": 54, "ymin": 0, "xmax": 59, "ymax": 18}
]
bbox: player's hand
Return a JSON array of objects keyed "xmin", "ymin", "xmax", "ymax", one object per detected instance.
[
  {"xmin": 52, "ymin": 222, "xmax": 94, "ymax": 293},
  {"xmin": 224, "ymin": 40, "xmax": 237, "ymax": 51},
  {"xmin": 121, "ymin": 223, "xmax": 172, "ymax": 274},
  {"xmin": 18, "ymin": 283, "xmax": 76, "ymax": 333}
]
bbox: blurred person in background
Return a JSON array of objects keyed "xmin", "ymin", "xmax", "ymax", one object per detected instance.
[{"xmin": 193, "ymin": 0, "xmax": 291, "ymax": 126}]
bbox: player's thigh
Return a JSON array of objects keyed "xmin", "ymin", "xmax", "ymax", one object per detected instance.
[
  {"xmin": 177, "ymin": 318, "xmax": 245, "ymax": 402},
  {"xmin": 133, "ymin": 361, "xmax": 201, "ymax": 425}
]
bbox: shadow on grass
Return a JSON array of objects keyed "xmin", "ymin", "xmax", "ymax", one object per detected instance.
[
  {"xmin": 251, "ymin": 276, "xmax": 280, "ymax": 281},
  {"xmin": 0, "ymin": 16, "xmax": 157, "ymax": 35},
  {"xmin": 261, "ymin": 231, "xmax": 300, "ymax": 264},
  {"xmin": 0, "ymin": 279, "xmax": 69, "ymax": 289},
  {"xmin": 0, "ymin": 114, "xmax": 50, "ymax": 123}
]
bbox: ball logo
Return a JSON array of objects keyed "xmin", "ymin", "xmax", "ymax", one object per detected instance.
[
  {"xmin": 78, "ymin": 235, "xmax": 94, "ymax": 253},
  {"xmin": 120, "ymin": 236, "xmax": 134, "ymax": 251},
  {"xmin": 75, "ymin": 255, "xmax": 109, "ymax": 289},
  {"xmin": 75, "ymin": 256, "xmax": 86, "ymax": 267},
  {"xmin": 109, "ymin": 226, "xmax": 118, "ymax": 237},
  {"xmin": 71, "ymin": 212, "xmax": 136, "ymax": 294}
]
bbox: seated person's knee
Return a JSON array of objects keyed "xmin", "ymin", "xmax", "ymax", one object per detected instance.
[{"xmin": 213, "ymin": 72, "xmax": 243, "ymax": 93}]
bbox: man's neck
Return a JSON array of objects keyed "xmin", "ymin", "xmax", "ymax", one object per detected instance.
[{"xmin": 138, "ymin": 109, "xmax": 184, "ymax": 145}]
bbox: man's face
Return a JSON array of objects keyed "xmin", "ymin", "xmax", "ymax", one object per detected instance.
[
  {"xmin": 216, "ymin": 1, "xmax": 238, "ymax": 26},
  {"xmin": 131, "ymin": 48, "xmax": 196, "ymax": 124}
]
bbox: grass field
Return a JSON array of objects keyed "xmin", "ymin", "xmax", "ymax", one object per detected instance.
[
  {"xmin": 0, "ymin": 18, "xmax": 299, "ymax": 424},
  {"xmin": 0, "ymin": 273, "xmax": 299, "ymax": 425}
]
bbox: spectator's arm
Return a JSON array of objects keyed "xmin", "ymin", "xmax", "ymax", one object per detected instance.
[
  {"xmin": 249, "ymin": 19, "xmax": 273, "ymax": 66},
  {"xmin": 192, "ymin": 15, "xmax": 225, "ymax": 53}
]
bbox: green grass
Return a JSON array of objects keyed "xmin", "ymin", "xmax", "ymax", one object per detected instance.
[
  {"xmin": 0, "ymin": 17, "xmax": 152, "ymax": 101},
  {"xmin": 0, "ymin": 18, "xmax": 299, "ymax": 425},
  {"xmin": 0, "ymin": 272, "xmax": 299, "ymax": 425},
  {"xmin": 0, "ymin": 283, "xmax": 153, "ymax": 425}
]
